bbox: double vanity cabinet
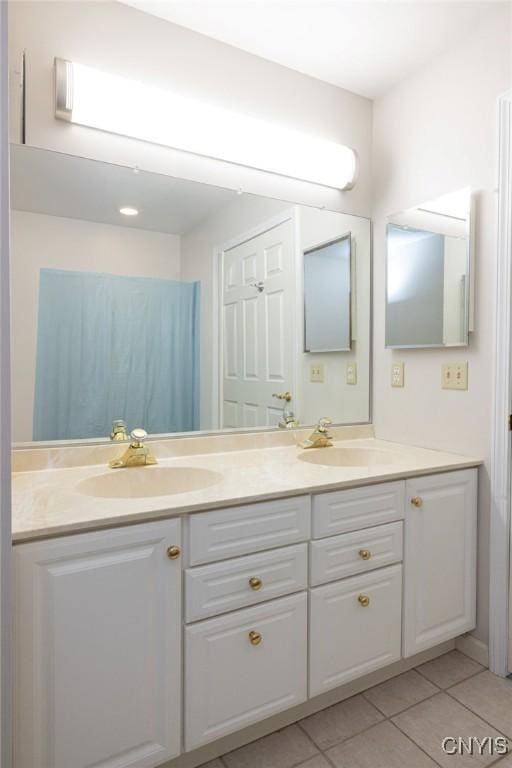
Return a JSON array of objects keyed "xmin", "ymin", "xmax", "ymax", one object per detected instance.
[{"xmin": 13, "ymin": 467, "xmax": 477, "ymax": 768}]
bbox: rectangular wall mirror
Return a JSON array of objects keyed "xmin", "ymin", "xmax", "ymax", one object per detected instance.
[
  {"xmin": 304, "ymin": 234, "xmax": 352, "ymax": 353},
  {"xmin": 10, "ymin": 144, "xmax": 371, "ymax": 444},
  {"xmin": 386, "ymin": 188, "xmax": 472, "ymax": 348}
]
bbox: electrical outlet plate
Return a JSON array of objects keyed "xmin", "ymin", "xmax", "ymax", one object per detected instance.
[
  {"xmin": 310, "ymin": 363, "xmax": 324, "ymax": 383},
  {"xmin": 391, "ymin": 362, "xmax": 404, "ymax": 388},
  {"xmin": 442, "ymin": 362, "xmax": 468, "ymax": 390},
  {"xmin": 346, "ymin": 362, "xmax": 357, "ymax": 385}
]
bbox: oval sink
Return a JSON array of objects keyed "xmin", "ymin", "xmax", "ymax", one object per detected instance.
[
  {"xmin": 298, "ymin": 447, "xmax": 402, "ymax": 468},
  {"xmin": 78, "ymin": 466, "xmax": 223, "ymax": 499}
]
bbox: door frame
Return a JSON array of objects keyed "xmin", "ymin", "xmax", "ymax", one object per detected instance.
[
  {"xmin": 490, "ymin": 89, "xmax": 512, "ymax": 677},
  {"xmin": 0, "ymin": 2, "xmax": 12, "ymax": 765},
  {"xmin": 213, "ymin": 208, "xmax": 298, "ymax": 430}
]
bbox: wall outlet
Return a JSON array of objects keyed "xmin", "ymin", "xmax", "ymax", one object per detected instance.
[
  {"xmin": 346, "ymin": 362, "xmax": 357, "ymax": 385},
  {"xmin": 442, "ymin": 362, "xmax": 468, "ymax": 390},
  {"xmin": 310, "ymin": 363, "xmax": 324, "ymax": 383},
  {"xmin": 391, "ymin": 362, "xmax": 404, "ymax": 387}
]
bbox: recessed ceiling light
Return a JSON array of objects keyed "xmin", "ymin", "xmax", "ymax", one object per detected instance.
[{"xmin": 119, "ymin": 206, "xmax": 139, "ymax": 216}]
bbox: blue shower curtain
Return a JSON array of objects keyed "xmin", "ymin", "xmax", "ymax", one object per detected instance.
[{"xmin": 33, "ymin": 268, "xmax": 200, "ymax": 441}]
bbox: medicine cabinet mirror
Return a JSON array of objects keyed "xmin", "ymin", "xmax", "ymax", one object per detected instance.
[
  {"xmin": 385, "ymin": 187, "xmax": 473, "ymax": 348},
  {"xmin": 10, "ymin": 144, "xmax": 371, "ymax": 445}
]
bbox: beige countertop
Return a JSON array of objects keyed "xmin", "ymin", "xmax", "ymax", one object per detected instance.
[{"xmin": 11, "ymin": 435, "xmax": 482, "ymax": 543}]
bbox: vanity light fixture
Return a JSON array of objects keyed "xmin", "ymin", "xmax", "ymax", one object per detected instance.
[
  {"xmin": 119, "ymin": 206, "xmax": 139, "ymax": 216},
  {"xmin": 54, "ymin": 58, "xmax": 358, "ymax": 191}
]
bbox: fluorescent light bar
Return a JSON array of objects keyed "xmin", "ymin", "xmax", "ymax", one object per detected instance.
[{"xmin": 55, "ymin": 58, "xmax": 358, "ymax": 190}]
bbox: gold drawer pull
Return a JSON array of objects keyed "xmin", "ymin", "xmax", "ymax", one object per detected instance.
[
  {"xmin": 166, "ymin": 545, "xmax": 181, "ymax": 560},
  {"xmin": 411, "ymin": 496, "xmax": 423, "ymax": 508},
  {"xmin": 358, "ymin": 549, "xmax": 371, "ymax": 560},
  {"xmin": 358, "ymin": 594, "xmax": 370, "ymax": 607},
  {"xmin": 249, "ymin": 576, "xmax": 263, "ymax": 591},
  {"xmin": 249, "ymin": 630, "xmax": 262, "ymax": 646}
]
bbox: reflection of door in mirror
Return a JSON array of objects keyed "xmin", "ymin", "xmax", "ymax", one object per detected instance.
[{"xmin": 221, "ymin": 219, "xmax": 294, "ymax": 429}]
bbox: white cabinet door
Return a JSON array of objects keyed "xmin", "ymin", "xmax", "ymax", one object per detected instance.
[
  {"xmin": 403, "ymin": 469, "xmax": 477, "ymax": 657},
  {"xmin": 309, "ymin": 565, "xmax": 402, "ymax": 696},
  {"xmin": 185, "ymin": 592, "xmax": 307, "ymax": 750},
  {"xmin": 14, "ymin": 519, "xmax": 182, "ymax": 768}
]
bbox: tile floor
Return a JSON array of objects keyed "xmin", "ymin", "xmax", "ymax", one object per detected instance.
[{"xmin": 199, "ymin": 651, "xmax": 512, "ymax": 768}]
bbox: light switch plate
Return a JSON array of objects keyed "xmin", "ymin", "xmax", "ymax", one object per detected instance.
[
  {"xmin": 442, "ymin": 362, "xmax": 468, "ymax": 390},
  {"xmin": 346, "ymin": 362, "xmax": 357, "ymax": 385},
  {"xmin": 391, "ymin": 362, "xmax": 404, "ymax": 387},
  {"xmin": 310, "ymin": 363, "xmax": 324, "ymax": 383}
]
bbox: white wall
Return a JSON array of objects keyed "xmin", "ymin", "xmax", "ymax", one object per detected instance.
[
  {"xmin": 372, "ymin": 5, "xmax": 512, "ymax": 644},
  {"xmin": 10, "ymin": 211, "xmax": 181, "ymax": 442},
  {"xmin": 8, "ymin": 1, "xmax": 372, "ymax": 217},
  {"xmin": 181, "ymin": 196, "xmax": 371, "ymax": 430}
]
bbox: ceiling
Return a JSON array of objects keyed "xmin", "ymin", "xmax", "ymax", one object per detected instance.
[
  {"xmin": 120, "ymin": 0, "xmax": 498, "ymax": 98},
  {"xmin": 10, "ymin": 146, "xmax": 236, "ymax": 235}
]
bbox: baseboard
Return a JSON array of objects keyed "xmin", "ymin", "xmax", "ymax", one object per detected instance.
[
  {"xmin": 456, "ymin": 633, "xmax": 489, "ymax": 667},
  {"xmin": 160, "ymin": 639, "xmax": 456, "ymax": 768}
]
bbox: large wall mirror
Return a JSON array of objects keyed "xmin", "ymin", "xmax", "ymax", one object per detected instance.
[
  {"xmin": 10, "ymin": 145, "xmax": 371, "ymax": 444},
  {"xmin": 386, "ymin": 188, "xmax": 473, "ymax": 348}
]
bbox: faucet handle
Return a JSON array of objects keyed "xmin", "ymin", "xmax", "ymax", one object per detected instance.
[
  {"xmin": 130, "ymin": 428, "xmax": 148, "ymax": 446},
  {"xmin": 318, "ymin": 417, "xmax": 332, "ymax": 431}
]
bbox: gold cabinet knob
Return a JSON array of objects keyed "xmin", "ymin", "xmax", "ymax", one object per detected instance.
[
  {"xmin": 411, "ymin": 496, "xmax": 423, "ymax": 508},
  {"xmin": 249, "ymin": 576, "xmax": 263, "ymax": 591},
  {"xmin": 249, "ymin": 630, "xmax": 262, "ymax": 646},
  {"xmin": 166, "ymin": 545, "xmax": 181, "ymax": 560},
  {"xmin": 358, "ymin": 594, "xmax": 370, "ymax": 607},
  {"xmin": 358, "ymin": 549, "xmax": 371, "ymax": 560}
]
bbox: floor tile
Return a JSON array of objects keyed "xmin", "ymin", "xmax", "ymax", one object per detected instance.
[
  {"xmin": 326, "ymin": 720, "xmax": 439, "ymax": 768},
  {"xmin": 299, "ymin": 694, "xmax": 384, "ymax": 750},
  {"xmin": 363, "ymin": 669, "xmax": 438, "ymax": 716},
  {"xmin": 296, "ymin": 757, "xmax": 331, "ymax": 768},
  {"xmin": 450, "ymin": 671, "xmax": 512, "ymax": 738},
  {"xmin": 222, "ymin": 724, "xmax": 318, "ymax": 768},
  {"xmin": 198, "ymin": 761, "xmax": 225, "ymax": 768},
  {"xmin": 392, "ymin": 692, "xmax": 505, "ymax": 768},
  {"xmin": 416, "ymin": 650, "xmax": 484, "ymax": 689},
  {"xmin": 495, "ymin": 753, "xmax": 512, "ymax": 766}
]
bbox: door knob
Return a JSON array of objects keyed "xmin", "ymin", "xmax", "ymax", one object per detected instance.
[
  {"xmin": 249, "ymin": 576, "xmax": 263, "ymax": 591},
  {"xmin": 358, "ymin": 549, "xmax": 371, "ymax": 560},
  {"xmin": 358, "ymin": 594, "xmax": 370, "ymax": 607},
  {"xmin": 411, "ymin": 496, "xmax": 423, "ymax": 508},
  {"xmin": 166, "ymin": 545, "xmax": 181, "ymax": 559},
  {"xmin": 249, "ymin": 630, "xmax": 262, "ymax": 646}
]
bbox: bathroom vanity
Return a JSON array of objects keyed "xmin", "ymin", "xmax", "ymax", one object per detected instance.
[{"xmin": 11, "ymin": 437, "xmax": 479, "ymax": 768}]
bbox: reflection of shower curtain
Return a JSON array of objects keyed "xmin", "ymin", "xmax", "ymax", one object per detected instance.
[{"xmin": 34, "ymin": 268, "xmax": 200, "ymax": 441}]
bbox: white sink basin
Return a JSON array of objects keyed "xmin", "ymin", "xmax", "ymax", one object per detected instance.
[
  {"xmin": 298, "ymin": 447, "xmax": 402, "ymax": 468},
  {"xmin": 78, "ymin": 466, "xmax": 223, "ymax": 499}
]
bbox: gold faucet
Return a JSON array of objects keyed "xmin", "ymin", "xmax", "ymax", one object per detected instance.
[
  {"xmin": 299, "ymin": 417, "xmax": 334, "ymax": 449},
  {"xmin": 109, "ymin": 428, "xmax": 157, "ymax": 468},
  {"xmin": 273, "ymin": 391, "xmax": 299, "ymax": 429},
  {"xmin": 110, "ymin": 419, "xmax": 129, "ymax": 441}
]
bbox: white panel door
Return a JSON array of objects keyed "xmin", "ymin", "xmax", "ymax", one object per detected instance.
[
  {"xmin": 309, "ymin": 565, "xmax": 402, "ymax": 696},
  {"xmin": 14, "ymin": 519, "xmax": 182, "ymax": 768},
  {"xmin": 403, "ymin": 469, "xmax": 477, "ymax": 656},
  {"xmin": 185, "ymin": 592, "xmax": 307, "ymax": 749},
  {"xmin": 222, "ymin": 219, "xmax": 295, "ymax": 428}
]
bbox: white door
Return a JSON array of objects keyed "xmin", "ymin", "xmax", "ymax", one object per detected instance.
[
  {"xmin": 221, "ymin": 218, "xmax": 295, "ymax": 428},
  {"xmin": 14, "ymin": 519, "xmax": 182, "ymax": 768},
  {"xmin": 0, "ymin": 6, "xmax": 11, "ymax": 768},
  {"xmin": 309, "ymin": 565, "xmax": 402, "ymax": 696},
  {"xmin": 403, "ymin": 469, "xmax": 477, "ymax": 657},
  {"xmin": 185, "ymin": 592, "xmax": 307, "ymax": 750}
]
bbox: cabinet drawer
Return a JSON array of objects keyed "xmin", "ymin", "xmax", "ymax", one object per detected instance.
[
  {"xmin": 188, "ymin": 496, "xmax": 311, "ymax": 565},
  {"xmin": 309, "ymin": 564, "xmax": 402, "ymax": 696},
  {"xmin": 185, "ymin": 544, "xmax": 308, "ymax": 622},
  {"xmin": 185, "ymin": 592, "xmax": 307, "ymax": 749},
  {"xmin": 312, "ymin": 482, "xmax": 404, "ymax": 539},
  {"xmin": 310, "ymin": 522, "xmax": 403, "ymax": 586}
]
